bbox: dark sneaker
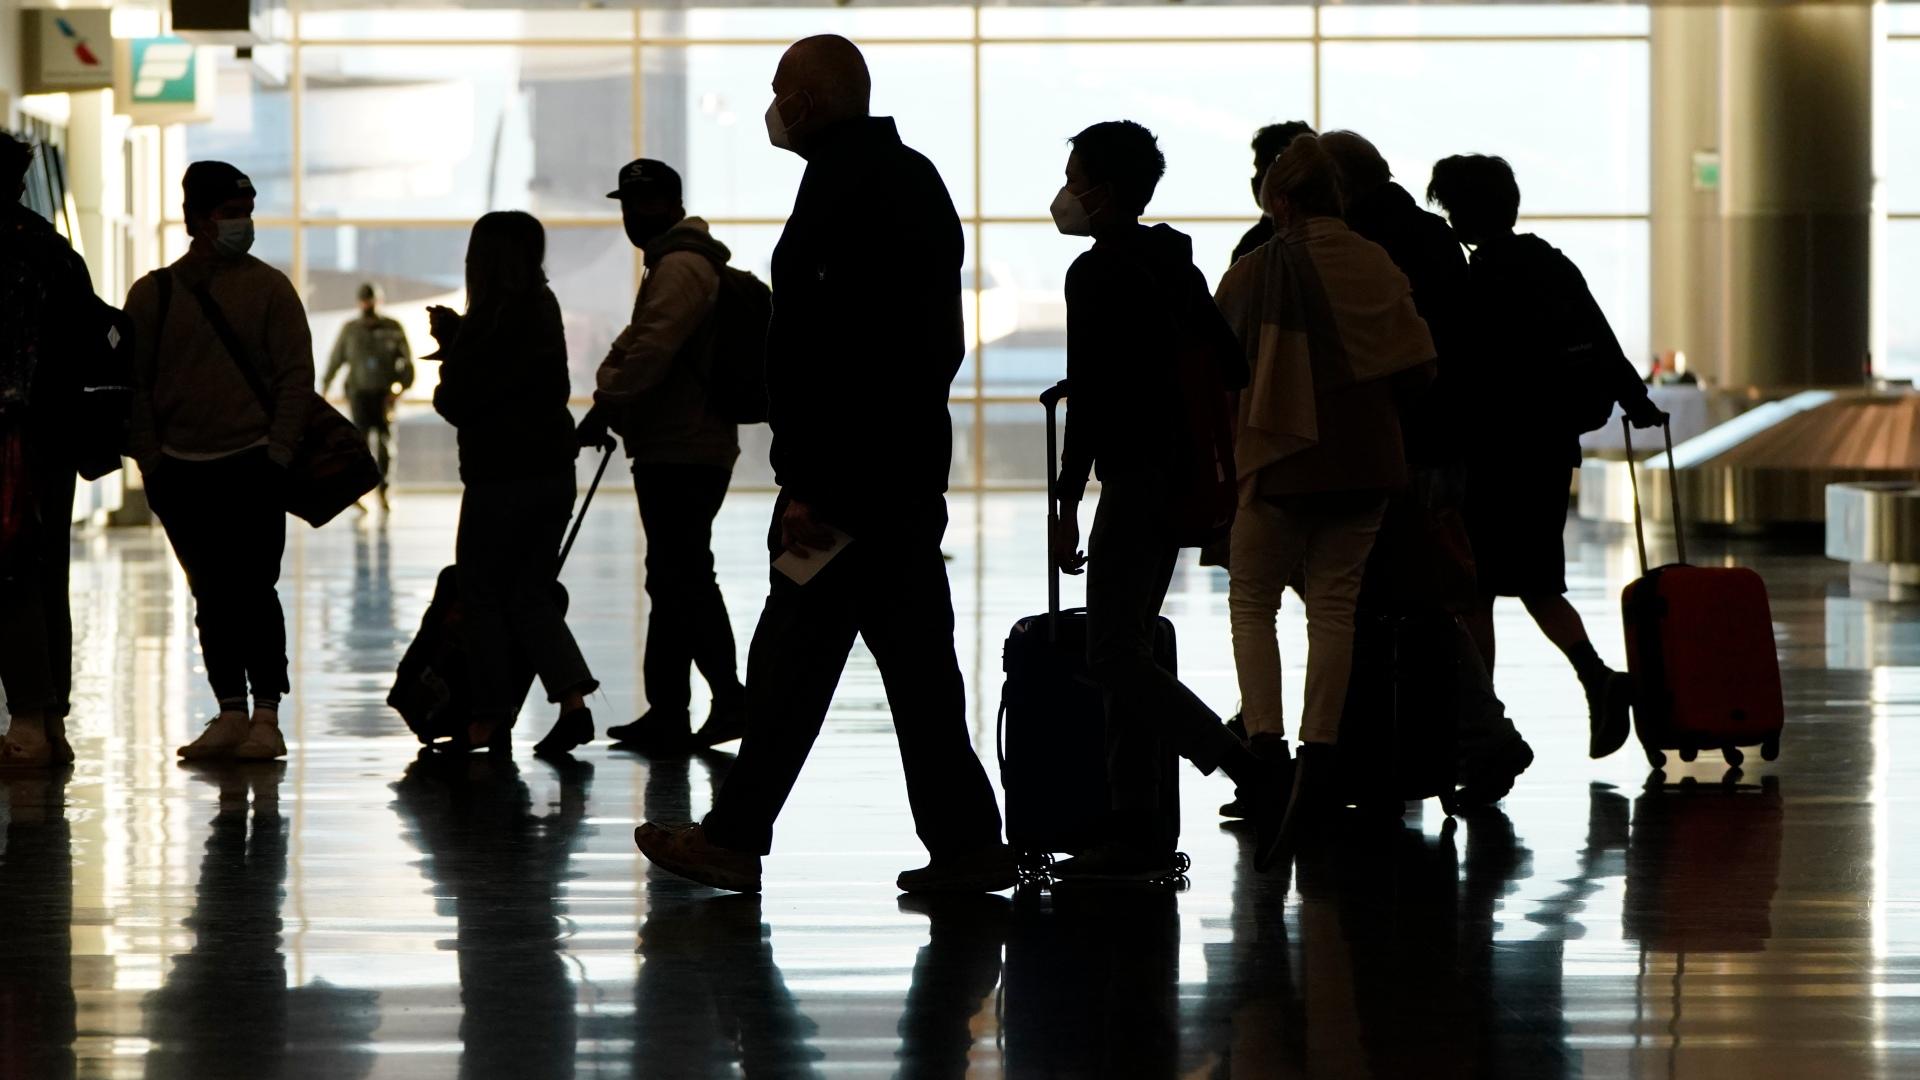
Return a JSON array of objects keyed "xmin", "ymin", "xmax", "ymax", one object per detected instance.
[
  {"xmin": 1219, "ymin": 792, "xmax": 1250, "ymax": 819},
  {"xmin": 634, "ymin": 822, "xmax": 762, "ymax": 893},
  {"xmin": 693, "ymin": 699, "xmax": 747, "ymax": 748},
  {"xmin": 1050, "ymin": 843, "xmax": 1183, "ymax": 884},
  {"xmin": 897, "ymin": 843, "xmax": 1019, "ymax": 894},
  {"xmin": 1456, "ymin": 736, "xmax": 1535, "ymax": 811},
  {"xmin": 533, "ymin": 707, "xmax": 594, "ymax": 759},
  {"xmin": 608, "ymin": 710, "xmax": 695, "ymax": 756},
  {"xmin": 1586, "ymin": 669, "xmax": 1633, "ymax": 760}
]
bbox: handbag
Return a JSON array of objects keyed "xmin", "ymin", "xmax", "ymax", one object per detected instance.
[{"xmin": 158, "ymin": 271, "xmax": 380, "ymax": 527}]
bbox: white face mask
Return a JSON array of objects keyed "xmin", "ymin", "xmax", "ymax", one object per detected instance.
[
  {"xmin": 765, "ymin": 93, "xmax": 804, "ymax": 152},
  {"xmin": 212, "ymin": 217, "xmax": 255, "ymax": 257},
  {"xmin": 1050, "ymin": 186, "xmax": 1093, "ymax": 237}
]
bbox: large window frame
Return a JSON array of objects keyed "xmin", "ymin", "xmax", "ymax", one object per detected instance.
[{"xmin": 156, "ymin": 4, "xmax": 1653, "ymax": 491}]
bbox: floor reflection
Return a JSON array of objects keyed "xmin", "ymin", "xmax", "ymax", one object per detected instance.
[{"xmin": 0, "ymin": 496, "xmax": 1913, "ymax": 1076}]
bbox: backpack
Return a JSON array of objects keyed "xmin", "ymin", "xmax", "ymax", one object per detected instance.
[
  {"xmin": 1152, "ymin": 262, "xmax": 1246, "ymax": 549},
  {"xmin": 699, "ymin": 264, "xmax": 773, "ymax": 425}
]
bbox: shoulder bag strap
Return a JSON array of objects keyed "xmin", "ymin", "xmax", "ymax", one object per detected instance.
[{"xmin": 177, "ymin": 271, "xmax": 274, "ymax": 416}]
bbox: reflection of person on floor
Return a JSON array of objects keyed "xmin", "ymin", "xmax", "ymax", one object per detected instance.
[
  {"xmin": 0, "ymin": 774, "xmax": 77, "ymax": 1079},
  {"xmin": 143, "ymin": 763, "xmax": 378, "ymax": 1080},
  {"xmin": 392, "ymin": 754, "xmax": 593, "ymax": 1080},
  {"xmin": 322, "ymin": 282, "xmax": 413, "ymax": 511},
  {"xmin": 894, "ymin": 894, "xmax": 1010, "ymax": 1078}
]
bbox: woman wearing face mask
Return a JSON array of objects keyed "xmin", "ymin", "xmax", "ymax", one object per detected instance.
[
  {"xmin": 428, "ymin": 210, "xmax": 600, "ymax": 756},
  {"xmin": 123, "ymin": 160, "xmax": 310, "ymax": 761}
]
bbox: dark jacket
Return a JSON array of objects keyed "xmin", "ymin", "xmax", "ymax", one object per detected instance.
[
  {"xmin": 1, "ymin": 203, "xmax": 92, "ymax": 443},
  {"xmin": 1061, "ymin": 223, "xmax": 1242, "ymax": 502},
  {"xmin": 1465, "ymin": 233, "xmax": 1652, "ymax": 467},
  {"xmin": 1344, "ymin": 182, "xmax": 1473, "ymax": 468},
  {"xmin": 766, "ymin": 116, "xmax": 963, "ymax": 531},
  {"xmin": 432, "ymin": 287, "xmax": 579, "ymax": 483},
  {"xmin": 1231, "ymin": 217, "xmax": 1274, "ymax": 268}
]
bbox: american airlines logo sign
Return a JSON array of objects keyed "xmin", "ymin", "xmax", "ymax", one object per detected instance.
[{"xmin": 129, "ymin": 39, "xmax": 197, "ymax": 104}]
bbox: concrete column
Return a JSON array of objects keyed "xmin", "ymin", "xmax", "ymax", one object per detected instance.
[
  {"xmin": 64, "ymin": 90, "xmax": 122, "ymax": 298},
  {"xmin": 1652, "ymin": 4, "xmax": 1875, "ymax": 390}
]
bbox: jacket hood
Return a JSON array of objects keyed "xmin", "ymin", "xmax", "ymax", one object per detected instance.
[{"xmin": 644, "ymin": 216, "xmax": 732, "ymax": 269}]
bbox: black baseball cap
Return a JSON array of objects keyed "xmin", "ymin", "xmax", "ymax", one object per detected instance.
[
  {"xmin": 182, "ymin": 160, "xmax": 254, "ymax": 217},
  {"xmin": 607, "ymin": 159, "xmax": 682, "ymax": 202}
]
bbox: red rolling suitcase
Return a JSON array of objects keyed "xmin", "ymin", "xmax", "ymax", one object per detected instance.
[{"xmin": 1620, "ymin": 420, "xmax": 1785, "ymax": 770}]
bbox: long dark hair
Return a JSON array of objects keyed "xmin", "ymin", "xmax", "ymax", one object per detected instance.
[{"xmin": 463, "ymin": 210, "xmax": 548, "ymax": 327}]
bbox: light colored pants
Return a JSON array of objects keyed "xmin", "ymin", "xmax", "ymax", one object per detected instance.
[{"xmin": 1228, "ymin": 493, "xmax": 1389, "ymax": 744}]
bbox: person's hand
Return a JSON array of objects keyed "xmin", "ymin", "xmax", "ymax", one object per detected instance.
[
  {"xmin": 426, "ymin": 305, "xmax": 461, "ymax": 346},
  {"xmin": 576, "ymin": 404, "xmax": 617, "ymax": 452},
  {"xmin": 1625, "ymin": 399, "xmax": 1668, "ymax": 430},
  {"xmin": 1052, "ymin": 509, "xmax": 1087, "ymax": 575},
  {"xmin": 779, "ymin": 499, "xmax": 837, "ymax": 559}
]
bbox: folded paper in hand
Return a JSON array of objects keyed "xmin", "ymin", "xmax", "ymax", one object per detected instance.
[{"xmin": 773, "ymin": 526, "xmax": 853, "ymax": 586}]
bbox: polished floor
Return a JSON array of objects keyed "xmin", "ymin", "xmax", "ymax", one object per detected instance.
[{"xmin": 1, "ymin": 489, "xmax": 1913, "ymax": 1078}]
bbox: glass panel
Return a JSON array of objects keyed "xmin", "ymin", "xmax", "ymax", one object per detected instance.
[
  {"xmin": 1321, "ymin": 41, "xmax": 1649, "ymax": 215},
  {"xmin": 298, "ymin": 8, "xmax": 634, "ymax": 41},
  {"xmin": 299, "ymin": 46, "xmax": 634, "ymax": 220},
  {"xmin": 980, "ymin": 43, "xmax": 1315, "ymax": 218},
  {"xmin": 641, "ymin": 44, "xmax": 974, "ymax": 218},
  {"xmin": 1516, "ymin": 218, "xmax": 1651, "ymax": 365},
  {"xmin": 980, "ymin": 6, "xmax": 1313, "ymax": 40},
  {"xmin": 1885, "ymin": 220, "xmax": 1920, "ymax": 380},
  {"xmin": 1886, "ymin": 41, "xmax": 1920, "ymax": 212},
  {"xmin": 169, "ymin": 54, "xmax": 294, "ymax": 217},
  {"xmin": 1890, "ymin": 4, "xmax": 1920, "ymax": 35},
  {"xmin": 1320, "ymin": 4, "xmax": 1650, "ymax": 38},
  {"xmin": 305, "ymin": 222, "xmax": 636, "ymax": 399},
  {"xmin": 642, "ymin": 6, "xmax": 974, "ymax": 40}
]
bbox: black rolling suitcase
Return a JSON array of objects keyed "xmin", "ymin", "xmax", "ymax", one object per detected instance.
[
  {"xmin": 997, "ymin": 383, "xmax": 1182, "ymax": 872},
  {"xmin": 1335, "ymin": 610, "xmax": 1463, "ymax": 818},
  {"xmin": 388, "ymin": 445, "xmax": 613, "ymax": 744}
]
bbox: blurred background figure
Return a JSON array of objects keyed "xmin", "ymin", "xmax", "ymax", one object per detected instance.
[
  {"xmin": 323, "ymin": 282, "xmax": 414, "ymax": 513},
  {"xmin": 1230, "ymin": 120, "xmax": 1317, "ymax": 268}
]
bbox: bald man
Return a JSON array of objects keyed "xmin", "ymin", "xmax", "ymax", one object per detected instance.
[{"xmin": 636, "ymin": 35, "xmax": 1015, "ymax": 895}]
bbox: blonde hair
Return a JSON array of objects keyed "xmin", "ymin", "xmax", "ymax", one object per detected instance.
[{"xmin": 1260, "ymin": 134, "xmax": 1346, "ymax": 222}]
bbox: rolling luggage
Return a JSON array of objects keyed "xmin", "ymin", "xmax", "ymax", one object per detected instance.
[
  {"xmin": 1335, "ymin": 610, "xmax": 1462, "ymax": 817},
  {"xmin": 997, "ymin": 382, "xmax": 1182, "ymax": 872},
  {"xmin": 1621, "ymin": 419, "xmax": 1785, "ymax": 770},
  {"xmin": 389, "ymin": 445, "xmax": 613, "ymax": 744}
]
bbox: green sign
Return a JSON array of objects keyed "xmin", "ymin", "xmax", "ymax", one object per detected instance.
[
  {"xmin": 1692, "ymin": 150, "xmax": 1721, "ymax": 194},
  {"xmin": 128, "ymin": 39, "xmax": 197, "ymax": 105}
]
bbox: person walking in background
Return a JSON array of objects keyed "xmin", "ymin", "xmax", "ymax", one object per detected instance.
[
  {"xmin": 0, "ymin": 132, "xmax": 94, "ymax": 768},
  {"xmin": 1230, "ymin": 121, "xmax": 1316, "ymax": 267},
  {"xmin": 1046, "ymin": 120, "xmax": 1284, "ymax": 880},
  {"xmin": 636, "ymin": 34, "xmax": 1015, "ymax": 895},
  {"xmin": 1425, "ymin": 154, "xmax": 1665, "ymax": 760},
  {"xmin": 1215, "ymin": 136, "xmax": 1437, "ymax": 849},
  {"xmin": 322, "ymin": 282, "xmax": 413, "ymax": 511},
  {"xmin": 577, "ymin": 159, "xmax": 748, "ymax": 756},
  {"xmin": 428, "ymin": 210, "xmax": 599, "ymax": 758},
  {"xmin": 123, "ymin": 162, "xmax": 305, "ymax": 762}
]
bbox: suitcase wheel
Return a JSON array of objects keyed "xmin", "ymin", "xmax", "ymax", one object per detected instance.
[
  {"xmin": 1761, "ymin": 736, "xmax": 1781, "ymax": 762},
  {"xmin": 1723, "ymin": 746, "xmax": 1744, "ymax": 768},
  {"xmin": 1644, "ymin": 747, "xmax": 1667, "ymax": 770},
  {"xmin": 1678, "ymin": 746, "xmax": 1699, "ymax": 763}
]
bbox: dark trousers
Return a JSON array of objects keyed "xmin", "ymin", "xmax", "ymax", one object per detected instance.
[
  {"xmin": 147, "ymin": 449, "xmax": 289, "ymax": 704},
  {"xmin": 1085, "ymin": 475, "xmax": 1234, "ymax": 843},
  {"xmin": 454, "ymin": 472, "xmax": 595, "ymax": 722},
  {"xmin": 0, "ymin": 432, "xmax": 77, "ymax": 717},
  {"xmin": 703, "ymin": 495, "xmax": 1004, "ymax": 857},
  {"xmin": 348, "ymin": 391, "xmax": 393, "ymax": 487},
  {"xmin": 633, "ymin": 462, "xmax": 742, "ymax": 715}
]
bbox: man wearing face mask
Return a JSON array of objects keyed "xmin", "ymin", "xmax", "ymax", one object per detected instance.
[
  {"xmin": 123, "ymin": 161, "xmax": 311, "ymax": 762},
  {"xmin": 636, "ymin": 34, "xmax": 1016, "ymax": 895},
  {"xmin": 577, "ymin": 159, "xmax": 748, "ymax": 755}
]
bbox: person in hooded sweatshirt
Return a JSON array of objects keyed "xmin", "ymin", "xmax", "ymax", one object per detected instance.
[
  {"xmin": 577, "ymin": 159, "xmax": 747, "ymax": 756},
  {"xmin": 1425, "ymin": 154, "xmax": 1665, "ymax": 761},
  {"xmin": 1214, "ymin": 135, "xmax": 1437, "ymax": 850},
  {"xmin": 1048, "ymin": 120, "xmax": 1288, "ymax": 881}
]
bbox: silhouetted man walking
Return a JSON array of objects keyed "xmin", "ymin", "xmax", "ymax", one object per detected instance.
[
  {"xmin": 323, "ymin": 282, "xmax": 412, "ymax": 510},
  {"xmin": 636, "ymin": 35, "xmax": 1015, "ymax": 895}
]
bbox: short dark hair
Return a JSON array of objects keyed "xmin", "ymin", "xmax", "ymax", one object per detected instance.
[
  {"xmin": 1070, "ymin": 120, "xmax": 1166, "ymax": 218},
  {"xmin": 1253, "ymin": 121, "xmax": 1316, "ymax": 171},
  {"xmin": 1, "ymin": 131, "xmax": 35, "ymax": 192},
  {"xmin": 1426, "ymin": 154, "xmax": 1521, "ymax": 233}
]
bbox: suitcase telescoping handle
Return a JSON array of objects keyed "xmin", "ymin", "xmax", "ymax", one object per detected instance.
[
  {"xmin": 558, "ymin": 443, "xmax": 616, "ymax": 572},
  {"xmin": 1041, "ymin": 380, "xmax": 1070, "ymax": 640},
  {"xmin": 1622, "ymin": 416, "xmax": 1686, "ymax": 574}
]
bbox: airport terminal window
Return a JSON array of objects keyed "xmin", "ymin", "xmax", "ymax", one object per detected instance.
[
  {"xmin": 1887, "ymin": 33, "xmax": 1920, "ymax": 378},
  {"xmin": 156, "ymin": 3, "xmax": 1654, "ymax": 487}
]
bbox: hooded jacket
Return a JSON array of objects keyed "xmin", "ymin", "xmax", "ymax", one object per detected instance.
[
  {"xmin": 1060, "ymin": 223, "xmax": 1238, "ymax": 503},
  {"xmin": 594, "ymin": 217, "xmax": 740, "ymax": 469},
  {"xmin": 431, "ymin": 286, "xmax": 578, "ymax": 483}
]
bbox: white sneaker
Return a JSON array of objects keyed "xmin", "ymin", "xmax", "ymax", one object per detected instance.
[
  {"xmin": 234, "ymin": 717, "xmax": 288, "ymax": 761},
  {"xmin": 178, "ymin": 713, "xmax": 251, "ymax": 759}
]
